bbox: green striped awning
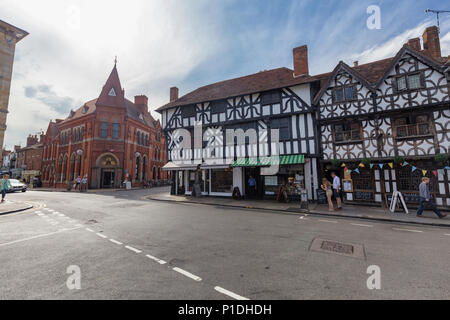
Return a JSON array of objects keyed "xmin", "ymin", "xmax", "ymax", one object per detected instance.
[{"xmin": 231, "ymin": 154, "xmax": 305, "ymax": 167}]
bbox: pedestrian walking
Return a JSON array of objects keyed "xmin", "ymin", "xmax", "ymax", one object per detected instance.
[
  {"xmin": 330, "ymin": 172, "xmax": 342, "ymax": 210},
  {"xmin": 321, "ymin": 178, "xmax": 334, "ymax": 211},
  {"xmin": 417, "ymin": 177, "xmax": 447, "ymax": 219},
  {"xmin": 1, "ymin": 174, "xmax": 12, "ymax": 203},
  {"xmin": 75, "ymin": 175, "xmax": 81, "ymax": 191}
]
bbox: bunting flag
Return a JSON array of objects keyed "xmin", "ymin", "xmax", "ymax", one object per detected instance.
[
  {"xmin": 388, "ymin": 163, "xmax": 394, "ymax": 169},
  {"xmin": 446, "ymin": 166, "xmax": 450, "ymax": 170},
  {"xmin": 344, "ymin": 167, "xmax": 348, "ymax": 171},
  {"xmin": 432, "ymin": 170, "xmax": 438, "ymax": 177},
  {"xmin": 370, "ymin": 164, "xmax": 374, "ymax": 169},
  {"xmin": 348, "ymin": 170, "xmax": 352, "ymax": 174},
  {"xmin": 379, "ymin": 164, "xmax": 384, "ymax": 169},
  {"xmin": 354, "ymin": 168, "xmax": 360, "ymax": 174},
  {"xmin": 403, "ymin": 161, "xmax": 409, "ymax": 166},
  {"xmin": 438, "ymin": 169, "xmax": 445, "ymax": 175},
  {"xmin": 359, "ymin": 163, "xmax": 365, "ymax": 168},
  {"xmin": 341, "ymin": 163, "xmax": 346, "ymax": 167},
  {"xmin": 422, "ymin": 170, "xmax": 427, "ymax": 176},
  {"xmin": 411, "ymin": 166, "xmax": 417, "ymax": 172}
]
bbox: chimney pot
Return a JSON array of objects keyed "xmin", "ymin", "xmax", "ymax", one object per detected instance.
[
  {"xmin": 407, "ymin": 37, "xmax": 421, "ymax": 51},
  {"xmin": 293, "ymin": 45, "xmax": 309, "ymax": 77},
  {"xmin": 422, "ymin": 26, "xmax": 441, "ymax": 59},
  {"xmin": 170, "ymin": 87, "xmax": 179, "ymax": 102},
  {"xmin": 353, "ymin": 61, "xmax": 359, "ymax": 67}
]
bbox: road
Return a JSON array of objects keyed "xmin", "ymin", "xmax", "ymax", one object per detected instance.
[{"xmin": 1, "ymin": 187, "xmax": 449, "ymax": 300}]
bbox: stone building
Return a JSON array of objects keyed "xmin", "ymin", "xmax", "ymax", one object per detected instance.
[
  {"xmin": 0, "ymin": 20, "xmax": 28, "ymax": 162},
  {"xmin": 41, "ymin": 63, "xmax": 167, "ymax": 189}
]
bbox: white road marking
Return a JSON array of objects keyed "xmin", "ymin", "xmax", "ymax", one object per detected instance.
[
  {"xmin": 318, "ymin": 219, "xmax": 338, "ymax": 223},
  {"xmin": 392, "ymin": 228, "xmax": 423, "ymax": 233},
  {"xmin": 47, "ymin": 209, "xmax": 54, "ymax": 212},
  {"xmin": 0, "ymin": 227, "xmax": 82, "ymax": 247},
  {"xmin": 35, "ymin": 211, "xmax": 42, "ymax": 214},
  {"xmin": 58, "ymin": 214, "xmax": 65, "ymax": 217},
  {"xmin": 42, "ymin": 215, "xmax": 49, "ymax": 219},
  {"xmin": 109, "ymin": 239, "xmax": 123, "ymax": 245},
  {"xmin": 125, "ymin": 245, "xmax": 142, "ymax": 253},
  {"xmin": 75, "ymin": 224, "xmax": 83, "ymax": 227},
  {"xmin": 96, "ymin": 232, "xmax": 108, "ymax": 239},
  {"xmin": 444, "ymin": 234, "xmax": 450, "ymax": 236},
  {"xmin": 85, "ymin": 228, "xmax": 94, "ymax": 232},
  {"xmin": 145, "ymin": 254, "xmax": 166, "ymax": 264},
  {"xmin": 214, "ymin": 286, "xmax": 249, "ymax": 300},
  {"xmin": 37, "ymin": 213, "xmax": 44, "ymax": 216},
  {"xmin": 173, "ymin": 267, "xmax": 202, "ymax": 281},
  {"xmin": 350, "ymin": 223, "xmax": 373, "ymax": 228}
]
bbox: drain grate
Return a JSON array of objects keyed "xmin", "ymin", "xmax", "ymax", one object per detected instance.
[
  {"xmin": 320, "ymin": 240, "xmax": 354, "ymax": 255},
  {"xmin": 310, "ymin": 238, "xmax": 365, "ymax": 259}
]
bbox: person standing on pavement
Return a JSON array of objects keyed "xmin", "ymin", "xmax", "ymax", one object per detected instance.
[
  {"xmin": 75, "ymin": 175, "xmax": 81, "ymax": 191},
  {"xmin": 331, "ymin": 172, "xmax": 342, "ymax": 210},
  {"xmin": 321, "ymin": 178, "xmax": 334, "ymax": 212},
  {"xmin": 81, "ymin": 175, "xmax": 88, "ymax": 192},
  {"xmin": 417, "ymin": 177, "xmax": 447, "ymax": 219},
  {"xmin": 1, "ymin": 174, "xmax": 12, "ymax": 203}
]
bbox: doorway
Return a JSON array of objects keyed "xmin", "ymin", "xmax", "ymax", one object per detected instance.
[
  {"xmin": 101, "ymin": 169, "xmax": 115, "ymax": 188},
  {"xmin": 244, "ymin": 167, "xmax": 263, "ymax": 198}
]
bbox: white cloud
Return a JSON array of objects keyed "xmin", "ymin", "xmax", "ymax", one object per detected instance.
[{"xmin": 2, "ymin": 0, "xmax": 224, "ymax": 149}]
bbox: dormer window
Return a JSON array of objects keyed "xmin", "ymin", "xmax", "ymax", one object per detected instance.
[
  {"xmin": 395, "ymin": 72, "xmax": 423, "ymax": 91},
  {"xmin": 81, "ymin": 105, "xmax": 88, "ymax": 114},
  {"xmin": 332, "ymin": 85, "xmax": 356, "ymax": 103}
]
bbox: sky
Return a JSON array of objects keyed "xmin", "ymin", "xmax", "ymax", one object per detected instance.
[{"xmin": 1, "ymin": 0, "xmax": 450, "ymax": 149}]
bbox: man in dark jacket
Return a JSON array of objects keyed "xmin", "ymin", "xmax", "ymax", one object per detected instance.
[{"xmin": 417, "ymin": 177, "xmax": 447, "ymax": 218}]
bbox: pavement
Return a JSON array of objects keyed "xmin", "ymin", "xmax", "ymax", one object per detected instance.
[
  {"xmin": 1, "ymin": 187, "xmax": 450, "ymax": 299},
  {"xmin": 0, "ymin": 198, "xmax": 33, "ymax": 216},
  {"xmin": 146, "ymin": 192, "xmax": 450, "ymax": 228}
]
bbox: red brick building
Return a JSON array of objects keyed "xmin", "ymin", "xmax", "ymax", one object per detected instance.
[
  {"xmin": 41, "ymin": 63, "xmax": 167, "ymax": 189},
  {"xmin": 15, "ymin": 134, "xmax": 44, "ymax": 183}
]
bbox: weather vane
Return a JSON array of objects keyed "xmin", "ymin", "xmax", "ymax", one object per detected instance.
[{"xmin": 425, "ymin": 9, "xmax": 450, "ymax": 33}]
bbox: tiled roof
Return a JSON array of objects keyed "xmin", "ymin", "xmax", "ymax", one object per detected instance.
[{"xmin": 156, "ymin": 68, "xmax": 319, "ymax": 111}]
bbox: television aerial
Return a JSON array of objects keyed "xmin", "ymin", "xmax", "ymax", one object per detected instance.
[{"xmin": 425, "ymin": 9, "xmax": 450, "ymax": 32}]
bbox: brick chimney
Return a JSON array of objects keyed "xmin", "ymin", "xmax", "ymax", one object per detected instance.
[
  {"xmin": 170, "ymin": 87, "xmax": 179, "ymax": 102},
  {"xmin": 407, "ymin": 37, "xmax": 421, "ymax": 51},
  {"xmin": 422, "ymin": 26, "xmax": 441, "ymax": 60},
  {"xmin": 293, "ymin": 45, "xmax": 309, "ymax": 77},
  {"xmin": 14, "ymin": 145, "xmax": 21, "ymax": 152},
  {"xmin": 26, "ymin": 134, "xmax": 38, "ymax": 147},
  {"xmin": 134, "ymin": 95, "xmax": 148, "ymax": 114}
]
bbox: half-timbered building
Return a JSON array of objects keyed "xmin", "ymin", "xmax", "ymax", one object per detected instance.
[
  {"xmin": 157, "ymin": 46, "xmax": 325, "ymax": 200},
  {"xmin": 315, "ymin": 26, "xmax": 450, "ymax": 208}
]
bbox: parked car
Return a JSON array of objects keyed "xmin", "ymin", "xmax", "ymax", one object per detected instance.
[{"xmin": 8, "ymin": 179, "xmax": 27, "ymax": 193}]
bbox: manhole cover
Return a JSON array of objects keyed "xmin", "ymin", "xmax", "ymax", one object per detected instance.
[
  {"xmin": 86, "ymin": 219, "xmax": 98, "ymax": 224},
  {"xmin": 310, "ymin": 238, "xmax": 365, "ymax": 259}
]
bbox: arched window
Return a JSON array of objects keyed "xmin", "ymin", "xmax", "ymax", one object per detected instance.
[
  {"xmin": 143, "ymin": 157, "xmax": 147, "ymax": 181},
  {"xmin": 137, "ymin": 132, "xmax": 141, "ymax": 145},
  {"xmin": 135, "ymin": 156, "xmax": 140, "ymax": 180}
]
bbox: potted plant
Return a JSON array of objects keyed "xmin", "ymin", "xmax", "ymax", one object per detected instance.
[
  {"xmin": 361, "ymin": 157, "xmax": 371, "ymax": 167},
  {"xmin": 434, "ymin": 153, "xmax": 448, "ymax": 164},
  {"xmin": 394, "ymin": 155, "xmax": 405, "ymax": 165},
  {"xmin": 331, "ymin": 159, "xmax": 341, "ymax": 168}
]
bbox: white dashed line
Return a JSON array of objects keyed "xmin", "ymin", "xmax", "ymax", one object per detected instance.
[
  {"xmin": 145, "ymin": 254, "xmax": 166, "ymax": 264},
  {"xmin": 0, "ymin": 227, "xmax": 81, "ymax": 247},
  {"xmin": 75, "ymin": 224, "xmax": 83, "ymax": 227},
  {"xmin": 392, "ymin": 228, "xmax": 423, "ymax": 233},
  {"xmin": 85, "ymin": 228, "xmax": 94, "ymax": 232},
  {"xmin": 47, "ymin": 209, "xmax": 54, "ymax": 212},
  {"xmin": 214, "ymin": 286, "xmax": 249, "ymax": 300},
  {"xmin": 173, "ymin": 267, "xmax": 202, "ymax": 282},
  {"xmin": 109, "ymin": 239, "xmax": 123, "ymax": 245},
  {"xmin": 125, "ymin": 245, "xmax": 142, "ymax": 253},
  {"xmin": 444, "ymin": 234, "xmax": 450, "ymax": 236},
  {"xmin": 318, "ymin": 219, "xmax": 338, "ymax": 223},
  {"xmin": 96, "ymin": 232, "xmax": 108, "ymax": 239},
  {"xmin": 350, "ymin": 223, "xmax": 373, "ymax": 228},
  {"xmin": 58, "ymin": 214, "xmax": 65, "ymax": 217}
]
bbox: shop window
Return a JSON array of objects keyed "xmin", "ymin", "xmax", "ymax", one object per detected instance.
[
  {"xmin": 393, "ymin": 114, "xmax": 432, "ymax": 139},
  {"xmin": 351, "ymin": 170, "xmax": 373, "ymax": 190},
  {"xmin": 271, "ymin": 117, "xmax": 290, "ymax": 140},
  {"xmin": 211, "ymin": 169, "xmax": 233, "ymax": 193},
  {"xmin": 333, "ymin": 122, "xmax": 361, "ymax": 143},
  {"xmin": 210, "ymin": 99, "xmax": 227, "ymax": 114},
  {"xmin": 181, "ymin": 105, "xmax": 196, "ymax": 118},
  {"xmin": 397, "ymin": 167, "xmax": 437, "ymax": 192},
  {"xmin": 100, "ymin": 122, "xmax": 108, "ymax": 138},
  {"xmin": 260, "ymin": 90, "xmax": 281, "ymax": 106}
]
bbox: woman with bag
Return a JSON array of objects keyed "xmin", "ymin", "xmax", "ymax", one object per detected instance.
[{"xmin": 321, "ymin": 178, "xmax": 334, "ymax": 212}]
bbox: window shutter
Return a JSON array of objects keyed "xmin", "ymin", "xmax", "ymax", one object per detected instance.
[{"xmin": 391, "ymin": 77, "xmax": 398, "ymax": 94}]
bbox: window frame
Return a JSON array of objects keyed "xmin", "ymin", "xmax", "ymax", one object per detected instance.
[
  {"xmin": 100, "ymin": 121, "xmax": 108, "ymax": 138},
  {"xmin": 395, "ymin": 71, "xmax": 424, "ymax": 92},
  {"xmin": 112, "ymin": 123, "xmax": 120, "ymax": 140},
  {"xmin": 392, "ymin": 113, "xmax": 434, "ymax": 140},
  {"xmin": 332, "ymin": 85, "xmax": 357, "ymax": 103},
  {"xmin": 333, "ymin": 121, "xmax": 362, "ymax": 144},
  {"xmin": 181, "ymin": 105, "xmax": 196, "ymax": 118},
  {"xmin": 210, "ymin": 99, "xmax": 227, "ymax": 115},
  {"xmin": 260, "ymin": 90, "xmax": 282, "ymax": 106},
  {"xmin": 270, "ymin": 117, "xmax": 291, "ymax": 141}
]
